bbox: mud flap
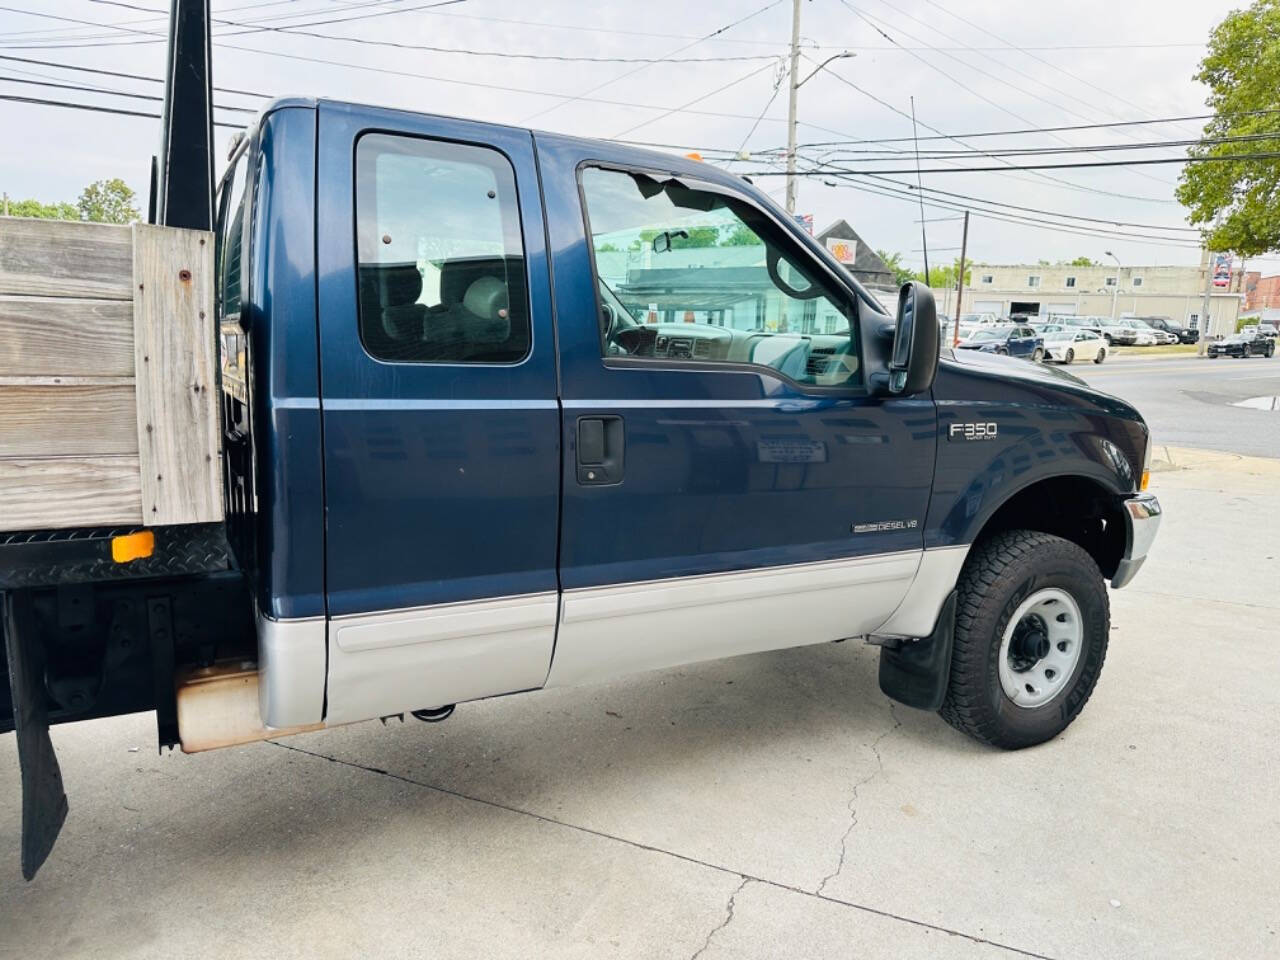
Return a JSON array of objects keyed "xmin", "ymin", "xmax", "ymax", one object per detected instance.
[
  {"xmin": 878, "ymin": 590, "xmax": 957, "ymax": 711},
  {"xmin": 4, "ymin": 592, "xmax": 68, "ymax": 880}
]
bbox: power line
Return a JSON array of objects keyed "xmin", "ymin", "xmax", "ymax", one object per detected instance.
[
  {"xmin": 758, "ymin": 152, "xmax": 1280, "ymax": 176},
  {"xmin": 0, "ymin": 73, "xmax": 256, "ymax": 113},
  {"xmin": 522, "ymin": 0, "xmax": 786, "ymax": 124},
  {"xmin": 803, "ymin": 54, "xmax": 1176, "ymax": 204},
  {"xmin": 613, "ymin": 60, "xmax": 781, "ymax": 138},
  {"xmin": 793, "ymin": 110, "xmax": 1280, "ymax": 149},
  {"xmin": 832, "ymin": 0, "xmax": 1176, "ymax": 190},
  {"xmin": 804, "ymin": 164, "xmax": 1203, "ymax": 249},
  {"xmin": 851, "ymin": 174, "xmax": 1199, "ymax": 233},
  {"xmin": 84, "ymin": 0, "xmax": 785, "ymax": 64},
  {"xmin": 0, "ymin": 90, "xmax": 242, "ymax": 127},
  {"xmin": 0, "ymin": 52, "xmax": 271, "ymax": 99},
  {"xmin": 815, "ymin": 132, "xmax": 1280, "ymax": 160}
]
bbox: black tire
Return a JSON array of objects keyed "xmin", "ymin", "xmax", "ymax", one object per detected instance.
[
  {"xmin": 1032, "ymin": 347, "xmax": 1044, "ymax": 363},
  {"xmin": 1064, "ymin": 348, "xmax": 1074, "ymax": 364},
  {"xmin": 1242, "ymin": 344, "xmax": 1251, "ymax": 358},
  {"xmin": 1093, "ymin": 348, "xmax": 1106, "ymax": 364},
  {"xmin": 1103, "ymin": 334, "xmax": 1113, "ymax": 346},
  {"xmin": 939, "ymin": 530, "xmax": 1110, "ymax": 749}
]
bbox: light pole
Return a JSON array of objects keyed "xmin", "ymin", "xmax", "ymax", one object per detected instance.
[
  {"xmin": 785, "ymin": 48, "xmax": 855, "ymax": 215},
  {"xmin": 1105, "ymin": 251, "xmax": 1122, "ymax": 320}
]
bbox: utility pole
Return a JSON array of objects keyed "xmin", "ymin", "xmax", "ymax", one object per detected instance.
[
  {"xmin": 953, "ymin": 210, "xmax": 969, "ymax": 346},
  {"xmin": 784, "ymin": 0, "xmax": 802, "ymax": 215},
  {"xmin": 2, "ymin": 192, "xmax": 8, "ymax": 217},
  {"xmin": 1196, "ymin": 248, "xmax": 1216, "ymax": 356},
  {"xmin": 910, "ymin": 96, "xmax": 930, "ymax": 287}
]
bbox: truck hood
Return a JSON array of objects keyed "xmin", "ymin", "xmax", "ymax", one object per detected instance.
[{"xmin": 942, "ymin": 346, "xmax": 1086, "ymax": 388}]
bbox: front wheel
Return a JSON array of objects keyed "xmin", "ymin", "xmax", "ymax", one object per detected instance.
[
  {"xmin": 1031, "ymin": 347, "xmax": 1044, "ymax": 363},
  {"xmin": 1242, "ymin": 345, "xmax": 1252, "ymax": 358},
  {"xmin": 939, "ymin": 530, "xmax": 1110, "ymax": 749},
  {"xmin": 1093, "ymin": 348, "xmax": 1106, "ymax": 364},
  {"xmin": 1064, "ymin": 348, "xmax": 1075, "ymax": 364}
]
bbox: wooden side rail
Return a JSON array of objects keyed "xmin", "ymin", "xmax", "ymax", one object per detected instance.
[{"xmin": 0, "ymin": 217, "xmax": 222, "ymax": 532}]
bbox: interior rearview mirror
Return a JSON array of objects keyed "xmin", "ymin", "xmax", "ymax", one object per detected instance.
[{"xmin": 887, "ymin": 281, "xmax": 939, "ymax": 395}]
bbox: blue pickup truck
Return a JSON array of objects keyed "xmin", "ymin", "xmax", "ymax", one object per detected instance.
[{"xmin": 3, "ymin": 98, "xmax": 1162, "ymax": 878}]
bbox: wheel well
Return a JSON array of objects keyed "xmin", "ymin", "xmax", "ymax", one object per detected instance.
[{"xmin": 974, "ymin": 476, "xmax": 1126, "ymax": 579}]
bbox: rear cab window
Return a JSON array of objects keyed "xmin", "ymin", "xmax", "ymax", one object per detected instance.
[{"xmin": 354, "ymin": 133, "xmax": 529, "ymax": 365}]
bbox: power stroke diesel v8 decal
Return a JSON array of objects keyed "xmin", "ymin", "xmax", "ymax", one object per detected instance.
[
  {"xmin": 852, "ymin": 519, "xmax": 919, "ymax": 534},
  {"xmin": 948, "ymin": 422, "xmax": 999, "ymax": 441}
]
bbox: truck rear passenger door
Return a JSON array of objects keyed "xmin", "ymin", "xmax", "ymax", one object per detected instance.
[
  {"xmin": 535, "ymin": 138, "xmax": 938, "ymax": 686},
  {"xmin": 315, "ymin": 104, "xmax": 559, "ymax": 725}
]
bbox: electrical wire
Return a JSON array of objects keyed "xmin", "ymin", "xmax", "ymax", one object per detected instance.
[
  {"xmin": 521, "ymin": 0, "xmax": 786, "ymax": 124},
  {"xmin": 0, "ymin": 52, "xmax": 271, "ymax": 99},
  {"xmin": 0, "ymin": 90, "xmax": 242, "ymax": 127},
  {"xmin": 755, "ymin": 152, "xmax": 1280, "ymax": 176}
]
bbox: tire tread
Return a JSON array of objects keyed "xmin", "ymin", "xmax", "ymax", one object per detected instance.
[{"xmin": 939, "ymin": 530, "xmax": 1109, "ymax": 748}]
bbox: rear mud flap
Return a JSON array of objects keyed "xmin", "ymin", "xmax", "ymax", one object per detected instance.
[{"xmin": 4, "ymin": 592, "xmax": 68, "ymax": 880}]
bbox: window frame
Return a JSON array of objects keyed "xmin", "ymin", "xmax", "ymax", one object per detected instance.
[
  {"xmin": 1027, "ymin": 275, "xmax": 1041, "ymax": 288},
  {"xmin": 1105, "ymin": 276, "xmax": 1118, "ymax": 287},
  {"xmin": 1065, "ymin": 276, "xmax": 1076, "ymax": 288},
  {"xmin": 214, "ymin": 133, "xmax": 253, "ymax": 327},
  {"xmin": 1132, "ymin": 276, "xmax": 1144, "ymax": 287},
  {"xmin": 350, "ymin": 129, "xmax": 533, "ymax": 368},
  {"xmin": 980, "ymin": 274, "xmax": 994, "ymax": 285},
  {"xmin": 574, "ymin": 161, "xmax": 867, "ymax": 395}
]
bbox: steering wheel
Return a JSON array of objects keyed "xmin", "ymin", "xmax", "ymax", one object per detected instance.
[
  {"xmin": 600, "ymin": 299, "xmax": 616, "ymax": 341},
  {"xmin": 766, "ymin": 249, "xmax": 822, "ymax": 301}
]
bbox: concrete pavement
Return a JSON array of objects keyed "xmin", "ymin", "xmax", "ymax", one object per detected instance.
[{"xmin": 2, "ymin": 450, "xmax": 1278, "ymax": 959}]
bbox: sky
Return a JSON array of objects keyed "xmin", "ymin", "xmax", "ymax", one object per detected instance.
[{"xmin": 0, "ymin": 0, "xmax": 1270, "ymax": 274}]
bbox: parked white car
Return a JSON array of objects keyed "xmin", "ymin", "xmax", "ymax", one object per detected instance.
[
  {"xmin": 1134, "ymin": 319, "xmax": 1177, "ymax": 344},
  {"xmin": 1042, "ymin": 328, "xmax": 1108, "ymax": 364}
]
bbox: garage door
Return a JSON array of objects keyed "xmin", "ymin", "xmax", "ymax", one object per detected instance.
[
  {"xmin": 973, "ymin": 300, "xmax": 1002, "ymax": 314},
  {"xmin": 1047, "ymin": 302, "xmax": 1075, "ymax": 316}
]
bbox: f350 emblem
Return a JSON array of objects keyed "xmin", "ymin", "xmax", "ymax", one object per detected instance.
[{"xmin": 949, "ymin": 422, "xmax": 998, "ymax": 441}]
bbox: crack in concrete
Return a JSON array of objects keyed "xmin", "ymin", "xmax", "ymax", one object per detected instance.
[
  {"xmin": 814, "ymin": 703, "xmax": 903, "ymax": 897},
  {"xmin": 270, "ymin": 740, "xmax": 1059, "ymax": 960},
  {"xmin": 689, "ymin": 876, "xmax": 749, "ymax": 960}
]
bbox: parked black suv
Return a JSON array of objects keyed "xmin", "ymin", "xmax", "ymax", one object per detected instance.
[{"xmin": 1140, "ymin": 316, "xmax": 1198, "ymax": 344}]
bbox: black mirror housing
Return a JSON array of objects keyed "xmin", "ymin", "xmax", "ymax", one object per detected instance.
[{"xmin": 887, "ymin": 281, "xmax": 939, "ymax": 395}]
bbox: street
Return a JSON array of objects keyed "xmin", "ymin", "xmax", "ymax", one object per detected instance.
[
  {"xmin": 2, "ymin": 355, "xmax": 1277, "ymax": 958},
  {"xmin": 1068, "ymin": 352, "xmax": 1280, "ymax": 458}
]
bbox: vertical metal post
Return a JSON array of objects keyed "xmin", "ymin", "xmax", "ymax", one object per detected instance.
[
  {"xmin": 157, "ymin": 0, "xmax": 215, "ymax": 231},
  {"xmin": 1197, "ymin": 248, "xmax": 1216, "ymax": 355},
  {"xmin": 953, "ymin": 210, "xmax": 969, "ymax": 346},
  {"xmin": 910, "ymin": 96, "xmax": 929, "ymax": 287},
  {"xmin": 784, "ymin": 0, "xmax": 802, "ymax": 215}
]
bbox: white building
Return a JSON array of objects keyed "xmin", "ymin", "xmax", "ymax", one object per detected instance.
[{"xmin": 936, "ymin": 253, "xmax": 1243, "ymax": 337}]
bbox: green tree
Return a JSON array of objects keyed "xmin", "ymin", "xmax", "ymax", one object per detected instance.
[
  {"xmin": 913, "ymin": 257, "xmax": 972, "ymax": 289},
  {"xmin": 720, "ymin": 224, "xmax": 762, "ymax": 246},
  {"xmin": 1063, "ymin": 256, "xmax": 1098, "ymax": 266},
  {"xmin": 876, "ymin": 248, "xmax": 914, "ymax": 286},
  {"xmin": 2, "ymin": 195, "xmax": 78, "ymax": 220},
  {"xmin": 1175, "ymin": 0, "xmax": 1280, "ymax": 255},
  {"xmin": 76, "ymin": 178, "xmax": 140, "ymax": 224}
]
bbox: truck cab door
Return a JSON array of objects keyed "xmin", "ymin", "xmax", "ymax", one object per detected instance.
[
  {"xmin": 535, "ymin": 138, "xmax": 940, "ymax": 686},
  {"xmin": 314, "ymin": 104, "xmax": 560, "ymax": 725}
]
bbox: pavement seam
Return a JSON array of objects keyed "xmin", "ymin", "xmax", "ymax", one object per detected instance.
[
  {"xmin": 271, "ymin": 741, "xmax": 1059, "ymax": 960},
  {"xmin": 814, "ymin": 703, "xmax": 902, "ymax": 897},
  {"xmin": 1125, "ymin": 586, "xmax": 1280, "ymax": 612},
  {"xmin": 689, "ymin": 876, "xmax": 750, "ymax": 960}
]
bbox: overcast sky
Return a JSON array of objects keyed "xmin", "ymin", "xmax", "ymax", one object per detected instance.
[{"xmin": 1, "ymin": 0, "xmax": 1267, "ymax": 272}]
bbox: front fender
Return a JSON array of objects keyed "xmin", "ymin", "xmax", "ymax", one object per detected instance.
[{"xmin": 925, "ymin": 356, "xmax": 1147, "ymax": 548}]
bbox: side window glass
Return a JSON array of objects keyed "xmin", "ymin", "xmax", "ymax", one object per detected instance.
[
  {"xmin": 215, "ymin": 151, "xmax": 248, "ymax": 321},
  {"xmin": 580, "ymin": 167, "xmax": 860, "ymax": 388},
  {"xmin": 355, "ymin": 133, "xmax": 529, "ymax": 364}
]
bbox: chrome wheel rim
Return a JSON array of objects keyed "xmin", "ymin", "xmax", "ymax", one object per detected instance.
[{"xmin": 997, "ymin": 588, "xmax": 1084, "ymax": 709}]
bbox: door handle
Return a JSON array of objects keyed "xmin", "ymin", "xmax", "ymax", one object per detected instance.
[{"xmin": 576, "ymin": 416, "xmax": 624, "ymax": 485}]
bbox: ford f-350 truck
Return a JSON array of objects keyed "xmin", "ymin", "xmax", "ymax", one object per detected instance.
[{"xmin": 1, "ymin": 98, "xmax": 1162, "ymax": 879}]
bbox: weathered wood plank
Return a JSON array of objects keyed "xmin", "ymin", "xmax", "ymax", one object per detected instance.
[
  {"xmin": 0, "ymin": 295, "xmax": 134, "ymax": 377},
  {"xmin": 0, "ymin": 218, "xmax": 133, "ymax": 300},
  {"xmin": 0, "ymin": 384, "xmax": 138, "ymax": 457},
  {"xmin": 0, "ymin": 456, "xmax": 142, "ymax": 531},
  {"xmin": 132, "ymin": 223, "xmax": 222, "ymax": 525}
]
